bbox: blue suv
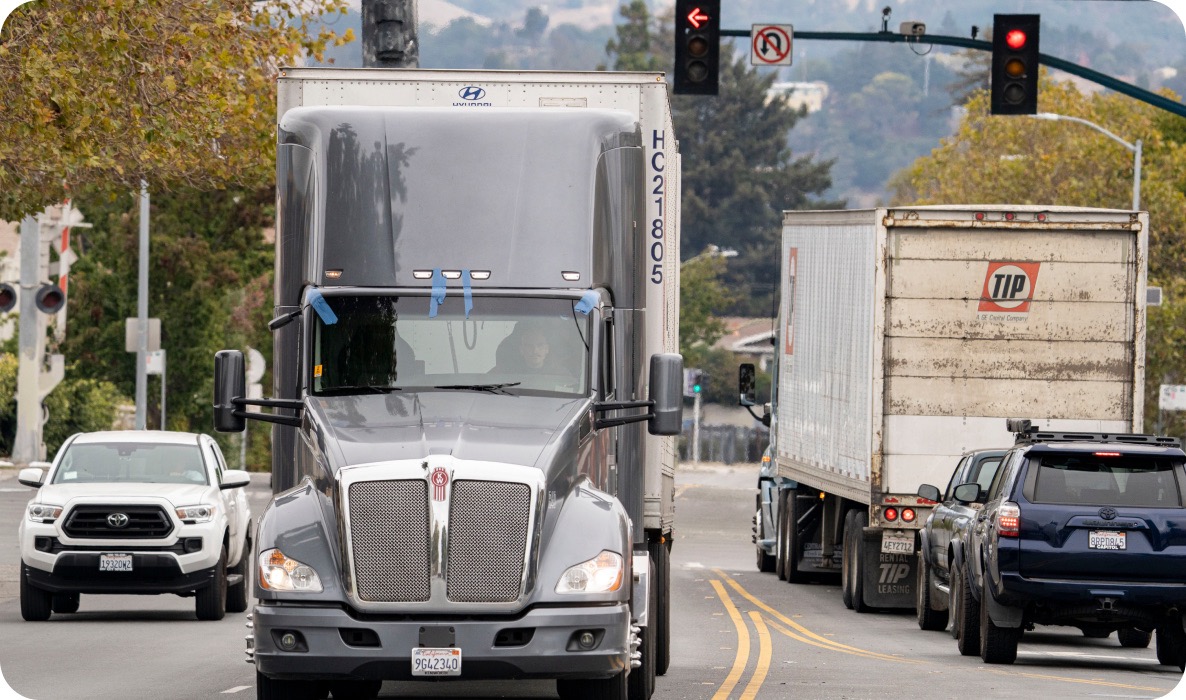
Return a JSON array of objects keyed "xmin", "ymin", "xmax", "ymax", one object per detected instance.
[{"xmin": 954, "ymin": 420, "xmax": 1186, "ymax": 667}]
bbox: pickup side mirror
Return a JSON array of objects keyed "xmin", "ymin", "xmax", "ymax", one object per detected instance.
[
  {"xmin": 219, "ymin": 469, "xmax": 251, "ymax": 490},
  {"xmin": 648, "ymin": 354, "xmax": 683, "ymax": 436},
  {"xmin": 917, "ymin": 484, "xmax": 941, "ymax": 503},
  {"xmin": 953, "ymin": 482, "xmax": 982, "ymax": 504},
  {"xmin": 214, "ymin": 350, "xmax": 247, "ymax": 433},
  {"xmin": 739, "ymin": 363, "xmax": 757, "ymax": 407},
  {"xmin": 18, "ymin": 467, "xmax": 45, "ymax": 488}
]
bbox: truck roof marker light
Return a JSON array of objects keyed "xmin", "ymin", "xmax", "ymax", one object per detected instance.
[
  {"xmin": 413, "ymin": 270, "xmax": 433, "ymax": 279},
  {"xmin": 1005, "ymin": 212, "xmax": 1016, "ymax": 221},
  {"xmin": 975, "ymin": 212, "xmax": 986, "ymax": 221},
  {"xmin": 1036, "ymin": 213, "xmax": 1048, "ymax": 222},
  {"xmin": 562, "ymin": 271, "xmax": 581, "ymax": 281},
  {"xmin": 324, "ymin": 270, "xmax": 342, "ymax": 279},
  {"xmin": 442, "ymin": 270, "xmax": 462, "ymax": 279},
  {"xmin": 470, "ymin": 271, "xmax": 491, "ymax": 280}
]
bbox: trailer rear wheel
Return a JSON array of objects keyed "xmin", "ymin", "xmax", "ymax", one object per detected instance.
[
  {"xmin": 840, "ymin": 510, "xmax": 857, "ymax": 609},
  {"xmin": 850, "ymin": 510, "xmax": 871, "ymax": 613}
]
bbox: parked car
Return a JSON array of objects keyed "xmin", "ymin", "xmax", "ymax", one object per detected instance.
[
  {"xmin": 915, "ymin": 449, "xmax": 1006, "ymax": 631},
  {"xmin": 17, "ymin": 431, "xmax": 253, "ymax": 621},
  {"xmin": 953, "ymin": 421, "xmax": 1186, "ymax": 667}
]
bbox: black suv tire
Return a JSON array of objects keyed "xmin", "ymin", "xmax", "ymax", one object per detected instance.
[
  {"xmin": 979, "ymin": 579, "xmax": 1021, "ymax": 664},
  {"xmin": 196, "ymin": 547, "xmax": 228, "ymax": 621},
  {"xmin": 19, "ymin": 563, "xmax": 52, "ymax": 622},
  {"xmin": 916, "ymin": 553, "xmax": 949, "ymax": 631},
  {"xmin": 1118, "ymin": 628, "xmax": 1152, "ymax": 649},
  {"xmin": 1156, "ymin": 623, "xmax": 1186, "ymax": 671},
  {"xmin": 951, "ymin": 564, "xmax": 979, "ymax": 656}
]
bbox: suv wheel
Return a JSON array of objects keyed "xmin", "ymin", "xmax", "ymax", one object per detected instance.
[
  {"xmin": 979, "ymin": 578, "xmax": 1021, "ymax": 664},
  {"xmin": 196, "ymin": 547, "xmax": 228, "ymax": 621},
  {"xmin": 1156, "ymin": 623, "xmax": 1186, "ymax": 670},
  {"xmin": 1118, "ymin": 627, "xmax": 1152, "ymax": 649},
  {"xmin": 19, "ymin": 563, "xmax": 53, "ymax": 621},
  {"xmin": 256, "ymin": 670, "xmax": 317, "ymax": 700},
  {"xmin": 951, "ymin": 565, "xmax": 979, "ymax": 656},
  {"xmin": 915, "ymin": 553, "xmax": 948, "ymax": 631}
]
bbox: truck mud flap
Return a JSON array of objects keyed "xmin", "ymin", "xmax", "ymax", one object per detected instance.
[{"xmin": 861, "ymin": 528, "xmax": 916, "ymax": 609}]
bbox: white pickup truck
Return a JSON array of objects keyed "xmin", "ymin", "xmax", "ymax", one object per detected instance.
[{"xmin": 17, "ymin": 430, "xmax": 253, "ymax": 620}]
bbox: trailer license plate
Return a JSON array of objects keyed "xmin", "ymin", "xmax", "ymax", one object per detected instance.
[
  {"xmin": 99, "ymin": 553, "xmax": 133, "ymax": 572},
  {"xmin": 881, "ymin": 531, "xmax": 914, "ymax": 555},
  {"xmin": 1089, "ymin": 531, "xmax": 1126, "ymax": 550},
  {"xmin": 412, "ymin": 648, "xmax": 462, "ymax": 676}
]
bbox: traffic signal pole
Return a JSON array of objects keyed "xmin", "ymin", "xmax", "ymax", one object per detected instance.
[{"xmin": 13, "ymin": 216, "xmax": 43, "ymax": 465}]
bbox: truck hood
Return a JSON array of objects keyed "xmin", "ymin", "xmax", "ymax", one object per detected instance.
[
  {"xmin": 307, "ymin": 391, "xmax": 589, "ymax": 470},
  {"xmin": 34, "ymin": 482, "xmax": 214, "ymax": 508}
]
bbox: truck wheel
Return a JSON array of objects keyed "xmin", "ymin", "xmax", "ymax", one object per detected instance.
[
  {"xmin": 20, "ymin": 563, "xmax": 52, "ymax": 621},
  {"xmin": 754, "ymin": 496, "xmax": 774, "ymax": 573},
  {"xmin": 52, "ymin": 593, "xmax": 80, "ymax": 614},
  {"xmin": 979, "ymin": 578, "xmax": 1020, "ymax": 664},
  {"xmin": 653, "ymin": 539, "xmax": 671, "ymax": 676},
  {"xmin": 785, "ymin": 491, "xmax": 808, "ymax": 584},
  {"xmin": 840, "ymin": 510, "xmax": 856, "ymax": 610},
  {"xmin": 1156, "ymin": 622, "xmax": 1186, "ymax": 670},
  {"xmin": 628, "ymin": 551, "xmax": 658, "ymax": 699},
  {"xmin": 327, "ymin": 680, "xmax": 382, "ymax": 699},
  {"xmin": 915, "ymin": 553, "xmax": 948, "ymax": 631},
  {"xmin": 951, "ymin": 565, "xmax": 980, "ymax": 656},
  {"xmin": 256, "ymin": 670, "xmax": 317, "ymax": 700},
  {"xmin": 774, "ymin": 491, "xmax": 789, "ymax": 581},
  {"xmin": 196, "ymin": 547, "xmax": 228, "ymax": 621},
  {"xmin": 558, "ymin": 670, "xmax": 627, "ymax": 700},
  {"xmin": 1118, "ymin": 627, "xmax": 1152, "ymax": 648},
  {"xmin": 850, "ymin": 510, "xmax": 871, "ymax": 613},
  {"xmin": 226, "ymin": 534, "xmax": 251, "ymax": 614}
]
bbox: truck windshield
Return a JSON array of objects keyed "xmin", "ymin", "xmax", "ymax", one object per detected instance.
[{"xmin": 310, "ymin": 294, "xmax": 591, "ymax": 398}]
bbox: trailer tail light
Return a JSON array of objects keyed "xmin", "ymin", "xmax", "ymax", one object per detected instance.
[
  {"xmin": 901, "ymin": 508, "xmax": 916, "ymax": 523},
  {"xmin": 883, "ymin": 507, "xmax": 899, "ymax": 522},
  {"xmin": 997, "ymin": 502, "xmax": 1021, "ymax": 537}
]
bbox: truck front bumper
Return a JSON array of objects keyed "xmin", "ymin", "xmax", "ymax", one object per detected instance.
[{"xmin": 252, "ymin": 602, "xmax": 631, "ymax": 682}]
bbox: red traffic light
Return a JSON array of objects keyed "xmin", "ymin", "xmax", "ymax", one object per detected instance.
[
  {"xmin": 686, "ymin": 6, "xmax": 709, "ymax": 29},
  {"xmin": 1005, "ymin": 29, "xmax": 1027, "ymax": 50}
]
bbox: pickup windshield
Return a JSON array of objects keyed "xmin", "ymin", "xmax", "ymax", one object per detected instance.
[
  {"xmin": 52, "ymin": 443, "xmax": 208, "ymax": 485},
  {"xmin": 310, "ymin": 294, "xmax": 591, "ymax": 398}
]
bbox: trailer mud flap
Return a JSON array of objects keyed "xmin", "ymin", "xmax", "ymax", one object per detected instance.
[{"xmin": 861, "ymin": 528, "xmax": 916, "ymax": 609}]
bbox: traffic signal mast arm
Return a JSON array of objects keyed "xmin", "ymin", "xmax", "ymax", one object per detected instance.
[{"xmin": 718, "ymin": 28, "xmax": 1186, "ymax": 119}]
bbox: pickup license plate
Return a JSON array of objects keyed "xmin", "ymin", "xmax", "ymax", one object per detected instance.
[
  {"xmin": 412, "ymin": 648, "xmax": 462, "ymax": 677},
  {"xmin": 99, "ymin": 553, "xmax": 133, "ymax": 572},
  {"xmin": 1089, "ymin": 530, "xmax": 1127, "ymax": 550},
  {"xmin": 881, "ymin": 530, "xmax": 915, "ymax": 555}
]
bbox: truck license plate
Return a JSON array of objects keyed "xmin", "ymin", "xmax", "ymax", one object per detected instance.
[
  {"xmin": 1089, "ymin": 531, "xmax": 1126, "ymax": 550},
  {"xmin": 881, "ymin": 531, "xmax": 915, "ymax": 555},
  {"xmin": 412, "ymin": 648, "xmax": 462, "ymax": 677},
  {"xmin": 99, "ymin": 553, "xmax": 133, "ymax": 572}
]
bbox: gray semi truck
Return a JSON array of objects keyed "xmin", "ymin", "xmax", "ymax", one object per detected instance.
[{"xmin": 213, "ymin": 69, "xmax": 683, "ymax": 700}]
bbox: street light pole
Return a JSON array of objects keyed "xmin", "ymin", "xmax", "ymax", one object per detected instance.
[{"xmin": 1031, "ymin": 112, "xmax": 1141, "ymax": 211}]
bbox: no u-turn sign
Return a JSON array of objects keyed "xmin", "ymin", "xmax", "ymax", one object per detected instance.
[{"xmin": 752, "ymin": 24, "xmax": 793, "ymax": 66}]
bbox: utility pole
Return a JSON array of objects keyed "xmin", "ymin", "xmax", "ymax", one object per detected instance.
[
  {"xmin": 362, "ymin": 0, "xmax": 419, "ymax": 68},
  {"xmin": 135, "ymin": 181, "xmax": 149, "ymax": 430}
]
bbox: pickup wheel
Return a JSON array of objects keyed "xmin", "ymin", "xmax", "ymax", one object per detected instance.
[
  {"xmin": 1156, "ymin": 622, "xmax": 1186, "ymax": 670},
  {"xmin": 915, "ymin": 553, "xmax": 948, "ymax": 631},
  {"xmin": 52, "ymin": 593, "xmax": 80, "ymax": 614},
  {"xmin": 1118, "ymin": 628, "xmax": 1152, "ymax": 648},
  {"xmin": 840, "ymin": 510, "xmax": 857, "ymax": 610},
  {"xmin": 785, "ymin": 491, "xmax": 808, "ymax": 584},
  {"xmin": 226, "ymin": 534, "xmax": 251, "ymax": 614},
  {"xmin": 20, "ymin": 563, "xmax": 53, "ymax": 621},
  {"xmin": 979, "ymin": 578, "xmax": 1021, "ymax": 664},
  {"xmin": 850, "ymin": 510, "xmax": 871, "ymax": 613},
  {"xmin": 951, "ymin": 565, "xmax": 980, "ymax": 656},
  {"xmin": 653, "ymin": 539, "xmax": 671, "ymax": 676},
  {"xmin": 196, "ymin": 547, "xmax": 228, "ymax": 621},
  {"xmin": 256, "ymin": 670, "xmax": 317, "ymax": 700},
  {"xmin": 558, "ymin": 670, "xmax": 627, "ymax": 700}
]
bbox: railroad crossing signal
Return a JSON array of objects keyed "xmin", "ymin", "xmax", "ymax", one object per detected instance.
[
  {"xmin": 991, "ymin": 14, "xmax": 1040, "ymax": 115},
  {"xmin": 674, "ymin": 0, "xmax": 720, "ymax": 95}
]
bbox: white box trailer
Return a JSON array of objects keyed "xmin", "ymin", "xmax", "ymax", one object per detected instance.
[{"xmin": 754, "ymin": 205, "xmax": 1146, "ymax": 610}]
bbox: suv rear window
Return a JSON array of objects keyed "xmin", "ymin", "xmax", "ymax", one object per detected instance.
[{"xmin": 1027, "ymin": 452, "xmax": 1183, "ymax": 507}]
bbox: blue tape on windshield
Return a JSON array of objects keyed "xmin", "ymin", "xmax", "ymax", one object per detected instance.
[
  {"xmin": 575, "ymin": 290, "xmax": 599, "ymax": 315},
  {"xmin": 307, "ymin": 289, "xmax": 338, "ymax": 325},
  {"xmin": 462, "ymin": 269, "xmax": 474, "ymax": 319},
  {"xmin": 429, "ymin": 268, "xmax": 446, "ymax": 318}
]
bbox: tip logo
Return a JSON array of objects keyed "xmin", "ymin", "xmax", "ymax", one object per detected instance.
[{"xmin": 978, "ymin": 261, "xmax": 1041, "ymax": 318}]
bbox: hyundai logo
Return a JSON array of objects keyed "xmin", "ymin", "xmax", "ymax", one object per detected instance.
[
  {"xmin": 1098, "ymin": 507, "xmax": 1118, "ymax": 521},
  {"xmin": 107, "ymin": 512, "xmax": 130, "ymax": 528},
  {"xmin": 459, "ymin": 86, "xmax": 486, "ymax": 101}
]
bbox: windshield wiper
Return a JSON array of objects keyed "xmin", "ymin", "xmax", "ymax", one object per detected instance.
[
  {"xmin": 431, "ymin": 383, "xmax": 521, "ymax": 395},
  {"xmin": 317, "ymin": 385, "xmax": 402, "ymax": 396}
]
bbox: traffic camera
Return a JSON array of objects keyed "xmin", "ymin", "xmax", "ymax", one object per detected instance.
[
  {"xmin": 991, "ymin": 14, "xmax": 1040, "ymax": 115},
  {"xmin": 673, "ymin": 0, "xmax": 720, "ymax": 95}
]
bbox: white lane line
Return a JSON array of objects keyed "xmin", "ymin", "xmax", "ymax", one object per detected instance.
[
  {"xmin": 1019, "ymin": 651, "xmax": 1149, "ymax": 662},
  {"xmin": 221, "ymin": 686, "xmax": 251, "ymax": 694}
]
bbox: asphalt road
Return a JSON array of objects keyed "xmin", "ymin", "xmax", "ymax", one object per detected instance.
[{"xmin": 0, "ymin": 463, "xmax": 1183, "ymax": 700}]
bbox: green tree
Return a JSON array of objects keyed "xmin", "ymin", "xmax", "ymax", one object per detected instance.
[
  {"xmin": 603, "ymin": 0, "xmax": 665, "ymax": 72},
  {"xmin": 679, "ymin": 252, "xmax": 736, "ymax": 356}
]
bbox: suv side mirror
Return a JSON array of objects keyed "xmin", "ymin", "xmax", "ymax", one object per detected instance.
[
  {"xmin": 917, "ymin": 484, "xmax": 941, "ymax": 503},
  {"xmin": 214, "ymin": 350, "xmax": 247, "ymax": 433},
  {"xmin": 219, "ymin": 469, "xmax": 251, "ymax": 490},
  {"xmin": 17, "ymin": 467, "xmax": 45, "ymax": 488},
  {"xmin": 953, "ymin": 482, "xmax": 982, "ymax": 504},
  {"xmin": 648, "ymin": 354, "xmax": 684, "ymax": 436},
  {"xmin": 739, "ymin": 363, "xmax": 757, "ymax": 407}
]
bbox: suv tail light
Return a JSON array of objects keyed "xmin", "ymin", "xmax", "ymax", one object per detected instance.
[{"xmin": 997, "ymin": 502, "xmax": 1021, "ymax": 537}]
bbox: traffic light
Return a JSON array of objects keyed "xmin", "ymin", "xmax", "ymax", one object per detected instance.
[
  {"xmin": 674, "ymin": 0, "xmax": 720, "ymax": 95},
  {"xmin": 991, "ymin": 14, "xmax": 1040, "ymax": 115}
]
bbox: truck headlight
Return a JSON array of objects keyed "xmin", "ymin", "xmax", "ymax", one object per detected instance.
[
  {"xmin": 258, "ymin": 548, "xmax": 323, "ymax": 593},
  {"xmin": 175, "ymin": 505, "xmax": 217, "ymax": 523},
  {"xmin": 556, "ymin": 551, "xmax": 623, "ymax": 594},
  {"xmin": 26, "ymin": 504, "xmax": 62, "ymax": 523}
]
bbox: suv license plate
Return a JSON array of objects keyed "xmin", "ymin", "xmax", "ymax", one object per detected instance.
[
  {"xmin": 412, "ymin": 648, "xmax": 461, "ymax": 677},
  {"xmin": 99, "ymin": 553, "xmax": 133, "ymax": 572},
  {"xmin": 881, "ymin": 530, "xmax": 915, "ymax": 555},
  {"xmin": 1089, "ymin": 531, "xmax": 1126, "ymax": 550}
]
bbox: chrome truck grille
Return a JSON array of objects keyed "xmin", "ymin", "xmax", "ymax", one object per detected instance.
[
  {"xmin": 447, "ymin": 480, "xmax": 532, "ymax": 602},
  {"xmin": 348, "ymin": 480, "xmax": 431, "ymax": 602}
]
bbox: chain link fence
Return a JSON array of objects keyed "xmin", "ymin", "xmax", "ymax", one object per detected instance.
[{"xmin": 679, "ymin": 424, "xmax": 769, "ymax": 464}]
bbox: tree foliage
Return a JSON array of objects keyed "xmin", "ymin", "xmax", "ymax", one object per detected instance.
[
  {"xmin": 678, "ymin": 253, "xmax": 735, "ymax": 356},
  {"xmin": 0, "ymin": 0, "xmax": 353, "ymax": 220}
]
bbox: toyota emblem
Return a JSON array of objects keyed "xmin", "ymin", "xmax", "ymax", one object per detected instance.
[
  {"xmin": 1098, "ymin": 507, "xmax": 1118, "ymax": 521},
  {"xmin": 107, "ymin": 512, "xmax": 130, "ymax": 528}
]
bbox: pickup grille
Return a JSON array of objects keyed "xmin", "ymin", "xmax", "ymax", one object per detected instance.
[
  {"xmin": 62, "ymin": 505, "xmax": 173, "ymax": 539},
  {"xmin": 349, "ymin": 480, "xmax": 431, "ymax": 602},
  {"xmin": 447, "ymin": 480, "xmax": 532, "ymax": 602}
]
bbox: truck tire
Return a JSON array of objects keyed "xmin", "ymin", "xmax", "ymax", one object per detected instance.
[
  {"xmin": 915, "ymin": 553, "xmax": 948, "ymax": 631},
  {"xmin": 326, "ymin": 680, "xmax": 382, "ymax": 699},
  {"xmin": 628, "ymin": 551, "xmax": 657, "ymax": 699},
  {"xmin": 20, "ymin": 563, "xmax": 52, "ymax": 621},
  {"xmin": 52, "ymin": 593, "xmax": 80, "ymax": 614},
  {"xmin": 558, "ymin": 671, "xmax": 628, "ymax": 700},
  {"xmin": 840, "ymin": 510, "xmax": 856, "ymax": 610},
  {"xmin": 774, "ymin": 490, "xmax": 789, "ymax": 581},
  {"xmin": 227, "ymin": 533, "xmax": 251, "ymax": 614},
  {"xmin": 850, "ymin": 510, "xmax": 871, "ymax": 613},
  {"xmin": 1118, "ymin": 628, "xmax": 1152, "ymax": 648},
  {"xmin": 979, "ymin": 578, "xmax": 1020, "ymax": 664},
  {"xmin": 196, "ymin": 547, "xmax": 228, "ymax": 621},
  {"xmin": 951, "ymin": 565, "xmax": 980, "ymax": 656},
  {"xmin": 1156, "ymin": 622, "xmax": 1186, "ymax": 670},
  {"xmin": 755, "ymin": 496, "xmax": 774, "ymax": 573},
  {"xmin": 653, "ymin": 539, "xmax": 671, "ymax": 676},
  {"xmin": 256, "ymin": 670, "xmax": 317, "ymax": 700},
  {"xmin": 785, "ymin": 491, "xmax": 808, "ymax": 584}
]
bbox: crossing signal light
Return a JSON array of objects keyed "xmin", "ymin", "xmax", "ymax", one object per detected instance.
[
  {"xmin": 35, "ymin": 284, "xmax": 64, "ymax": 314},
  {"xmin": 991, "ymin": 14, "xmax": 1040, "ymax": 115},
  {"xmin": 674, "ymin": 0, "xmax": 720, "ymax": 95},
  {"xmin": 0, "ymin": 284, "xmax": 14, "ymax": 313}
]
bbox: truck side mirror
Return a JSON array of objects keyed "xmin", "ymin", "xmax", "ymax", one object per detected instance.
[
  {"xmin": 214, "ymin": 350, "xmax": 247, "ymax": 433},
  {"xmin": 739, "ymin": 363, "xmax": 757, "ymax": 407},
  {"xmin": 648, "ymin": 354, "xmax": 683, "ymax": 436},
  {"xmin": 952, "ymin": 483, "xmax": 981, "ymax": 504}
]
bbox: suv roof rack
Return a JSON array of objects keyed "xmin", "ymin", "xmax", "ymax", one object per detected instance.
[{"xmin": 1006, "ymin": 419, "xmax": 1183, "ymax": 449}]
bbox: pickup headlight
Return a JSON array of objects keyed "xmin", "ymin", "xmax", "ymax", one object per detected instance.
[
  {"xmin": 556, "ymin": 551, "xmax": 624, "ymax": 594},
  {"xmin": 26, "ymin": 504, "xmax": 62, "ymax": 523},
  {"xmin": 175, "ymin": 505, "xmax": 217, "ymax": 523},
  {"xmin": 258, "ymin": 548, "xmax": 323, "ymax": 593}
]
